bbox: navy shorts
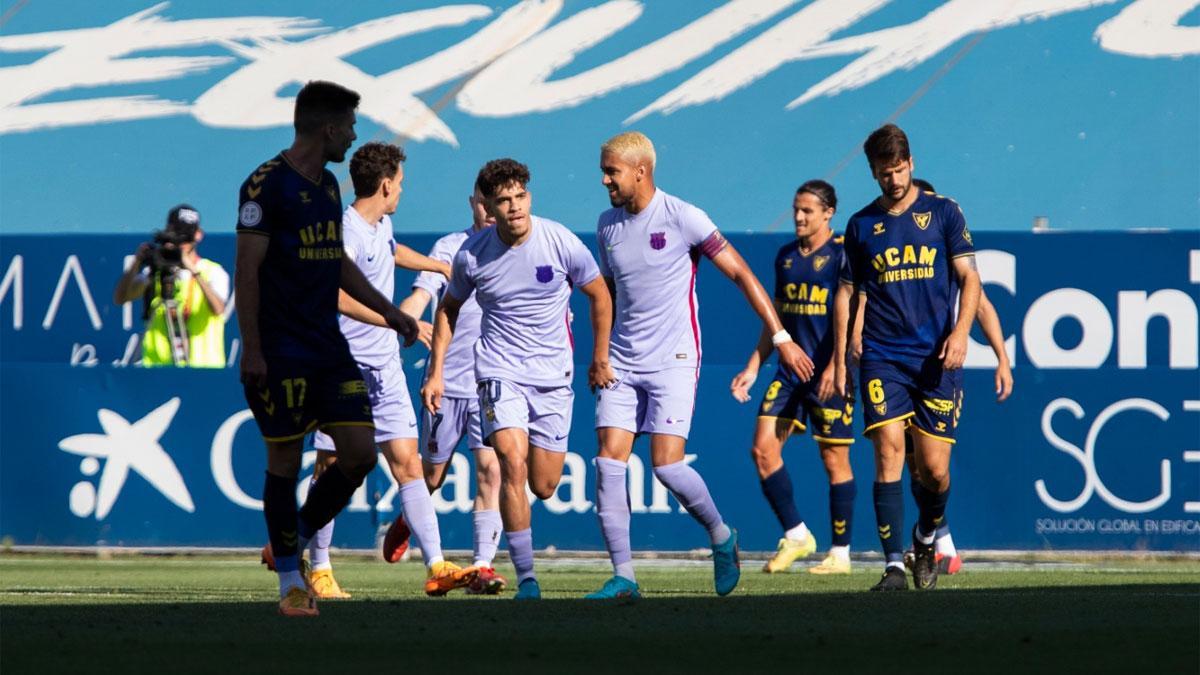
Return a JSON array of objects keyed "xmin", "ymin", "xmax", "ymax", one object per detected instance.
[
  {"xmin": 243, "ymin": 356, "xmax": 374, "ymax": 443},
  {"xmin": 860, "ymin": 358, "xmax": 960, "ymax": 443},
  {"xmin": 757, "ymin": 369, "xmax": 855, "ymax": 444}
]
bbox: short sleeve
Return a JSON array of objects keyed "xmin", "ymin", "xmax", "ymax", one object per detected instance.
[
  {"xmin": 341, "ymin": 225, "xmax": 364, "ymax": 265},
  {"xmin": 202, "ymin": 262, "xmax": 231, "ymax": 302},
  {"xmin": 596, "ymin": 226, "xmax": 612, "ymax": 277},
  {"xmin": 414, "ymin": 236, "xmax": 456, "ymax": 297},
  {"xmin": 840, "ymin": 221, "xmax": 864, "ymax": 286},
  {"xmin": 943, "ymin": 200, "xmax": 975, "ymax": 259},
  {"xmin": 564, "ymin": 231, "xmax": 601, "ymax": 286},
  {"xmin": 444, "ymin": 248, "xmax": 475, "ymax": 302},
  {"xmin": 236, "ymin": 164, "xmax": 279, "ymax": 236}
]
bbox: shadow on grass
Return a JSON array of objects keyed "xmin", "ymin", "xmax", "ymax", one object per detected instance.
[{"xmin": 2, "ymin": 584, "xmax": 1197, "ymax": 675}]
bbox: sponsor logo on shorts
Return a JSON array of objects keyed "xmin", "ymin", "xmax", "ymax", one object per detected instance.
[
  {"xmin": 665, "ymin": 417, "xmax": 686, "ymax": 425},
  {"xmin": 923, "ymin": 398, "xmax": 954, "ymax": 415},
  {"xmin": 874, "ymin": 402, "xmax": 887, "ymax": 416}
]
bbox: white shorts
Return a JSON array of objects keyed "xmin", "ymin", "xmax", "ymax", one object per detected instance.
[
  {"xmin": 595, "ymin": 367, "xmax": 698, "ymax": 439},
  {"xmin": 313, "ymin": 358, "xmax": 418, "ymax": 451},
  {"xmin": 478, "ymin": 378, "xmax": 573, "ymax": 453},
  {"xmin": 421, "ymin": 395, "xmax": 490, "ymax": 465}
]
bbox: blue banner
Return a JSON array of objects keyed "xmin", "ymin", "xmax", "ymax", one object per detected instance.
[
  {"xmin": 1, "ymin": 1, "xmax": 1197, "ymax": 237},
  {"xmin": 2, "ymin": 230, "xmax": 1198, "ymax": 551}
]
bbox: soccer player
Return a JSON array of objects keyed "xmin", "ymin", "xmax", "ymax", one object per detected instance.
[
  {"xmin": 236, "ymin": 81, "xmax": 418, "ymax": 616},
  {"xmin": 892, "ymin": 178, "xmax": 1014, "ymax": 575},
  {"xmin": 386, "ymin": 184, "xmax": 508, "ymax": 595},
  {"xmin": 302, "ymin": 141, "xmax": 476, "ymax": 598},
  {"xmin": 833, "ymin": 124, "xmax": 981, "ymax": 591},
  {"xmin": 730, "ymin": 179, "xmax": 860, "ymax": 575},
  {"xmin": 421, "ymin": 158, "xmax": 613, "ymax": 601},
  {"xmin": 588, "ymin": 132, "xmax": 815, "ymax": 600}
]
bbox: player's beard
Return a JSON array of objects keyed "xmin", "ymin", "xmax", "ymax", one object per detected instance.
[{"xmin": 607, "ymin": 187, "xmax": 628, "ymax": 207}]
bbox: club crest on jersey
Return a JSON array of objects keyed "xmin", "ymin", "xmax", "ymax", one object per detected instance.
[
  {"xmin": 913, "ymin": 211, "xmax": 932, "ymax": 230},
  {"xmin": 813, "ymin": 255, "xmax": 830, "ymax": 272},
  {"xmin": 535, "ymin": 265, "xmax": 553, "ymax": 283},
  {"xmin": 872, "ymin": 222, "xmax": 885, "ymax": 235},
  {"xmin": 649, "ymin": 232, "xmax": 666, "ymax": 250}
]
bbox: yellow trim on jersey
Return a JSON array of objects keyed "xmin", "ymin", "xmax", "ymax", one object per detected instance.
[
  {"xmin": 909, "ymin": 424, "xmax": 957, "ymax": 445},
  {"xmin": 280, "ymin": 151, "xmax": 327, "ymax": 187},
  {"xmin": 238, "ymin": 229, "xmax": 271, "ymax": 237},
  {"xmin": 950, "ymin": 252, "xmax": 976, "ymax": 259},
  {"xmin": 863, "ymin": 412, "xmax": 915, "ymax": 435},
  {"xmin": 812, "ymin": 435, "xmax": 855, "ymax": 445}
]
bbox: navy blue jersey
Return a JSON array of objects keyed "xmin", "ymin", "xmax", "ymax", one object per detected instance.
[
  {"xmin": 236, "ymin": 153, "xmax": 352, "ymax": 363},
  {"xmin": 773, "ymin": 235, "xmax": 847, "ymax": 374},
  {"xmin": 841, "ymin": 190, "xmax": 975, "ymax": 364}
]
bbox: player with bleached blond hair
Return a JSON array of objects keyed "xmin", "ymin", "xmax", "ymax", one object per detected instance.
[{"xmin": 588, "ymin": 131, "xmax": 816, "ymax": 599}]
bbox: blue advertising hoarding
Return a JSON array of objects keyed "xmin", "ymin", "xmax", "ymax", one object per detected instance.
[{"xmin": 1, "ymin": 230, "xmax": 1197, "ymax": 551}]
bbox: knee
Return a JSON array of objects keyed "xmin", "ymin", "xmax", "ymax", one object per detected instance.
[
  {"xmin": 339, "ymin": 449, "xmax": 378, "ymax": 481},
  {"xmin": 530, "ymin": 481, "xmax": 556, "ymax": 501},
  {"xmin": 476, "ymin": 458, "xmax": 501, "ymax": 494},
  {"xmin": 920, "ymin": 464, "xmax": 951, "ymax": 490}
]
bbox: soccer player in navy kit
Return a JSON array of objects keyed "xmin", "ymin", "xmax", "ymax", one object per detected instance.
[
  {"xmin": 236, "ymin": 81, "xmax": 418, "ymax": 616},
  {"xmin": 731, "ymin": 180, "xmax": 859, "ymax": 575},
  {"xmin": 833, "ymin": 125, "xmax": 981, "ymax": 591}
]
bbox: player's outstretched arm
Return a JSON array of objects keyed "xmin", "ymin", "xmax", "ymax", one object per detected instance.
[
  {"xmin": 394, "ymin": 244, "xmax": 451, "ymax": 278},
  {"xmin": 397, "ymin": 288, "xmax": 435, "ymax": 349},
  {"xmin": 832, "ymin": 281, "xmax": 856, "ymax": 398},
  {"xmin": 710, "ymin": 243, "xmax": 814, "ymax": 382},
  {"xmin": 340, "ymin": 257, "xmax": 418, "ymax": 346},
  {"xmin": 975, "ymin": 288, "xmax": 1013, "ymax": 401},
  {"xmin": 234, "ymin": 233, "xmax": 270, "ymax": 387},
  {"xmin": 421, "ymin": 293, "xmax": 462, "ymax": 414},
  {"xmin": 731, "ymin": 323, "xmax": 772, "ymax": 403},
  {"xmin": 579, "ymin": 276, "xmax": 616, "ymax": 392},
  {"xmin": 941, "ymin": 255, "xmax": 981, "ymax": 370}
]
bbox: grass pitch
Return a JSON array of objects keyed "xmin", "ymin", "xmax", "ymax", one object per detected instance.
[{"xmin": 1, "ymin": 554, "xmax": 1197, "ymax": 675}]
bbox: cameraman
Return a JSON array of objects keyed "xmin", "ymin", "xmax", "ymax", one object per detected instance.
[{"xmin": 112, "ymin": 204, "xmax": 230, "ymax": 367}]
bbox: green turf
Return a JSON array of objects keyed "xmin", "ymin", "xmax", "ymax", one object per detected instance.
[{"xmin": 1, "ymin": 555, "xmax": 1197, "ymax": 674}]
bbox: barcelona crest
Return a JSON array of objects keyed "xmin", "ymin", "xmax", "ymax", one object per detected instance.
[
  {"xmin": 535, "ymin": 265, "xmax": 553, "ymax": 283},
  {"xmin": 650, "ymin": 232, "xmax": 666, "ymax": 250}
]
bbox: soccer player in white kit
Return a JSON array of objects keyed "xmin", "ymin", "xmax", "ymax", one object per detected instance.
[
  {"xmin": 422, "ymin": 158, "xmax": 615, "ymax": 600},
  {"xmin": 388, "ymin": 184, "xmax": 507, "ymax": 594},
  {"xmin": 301, "ymin": 142, "xmax": 477, "ymax": 597},
  {"xmin": 588, "ymin": 132, "xmax": 815, "ymax": 599}
]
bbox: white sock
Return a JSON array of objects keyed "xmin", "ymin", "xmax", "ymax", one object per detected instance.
[
  {"xmin": 278, "ymin": 571, "xmax": 304, "ymax": 598},
  {"xmin": 915, "ymin": 527, "xmax": 936, "ymax": 545},
  {"xmin": 936, "ymin": 532, "xmax": 958, "ymax": 557},
  {"xmin": 829, "ymin": 545, "xmax": 850, "ymax": 562},
  {"xmin": 615, "ymin": 561, "xmax": 636, "ymax": 583},
  {"xmin": 784, "ymin": 522, "xmax": 810, "ymax": 542},
  {"xmin": 399, "ymin": 479, "xmax": 443, "ymax": 566},
  {"xmin": 710, "ymin": 523, "xmax": 732, "ymax": 546},
  {"xmin": 886, "ymin": 561, "xmax": 905, "ymax": 571}
]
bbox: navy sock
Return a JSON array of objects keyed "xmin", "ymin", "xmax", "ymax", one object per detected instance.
[
  {"xmin": 828, "ymin": 479, "xmax": 856, "ymax": 547},
  {"xmin": 760, "ymin": 466, "xmax": 802, "ymax": 532},
  {"xmin": 916, "ymin": 482, "xmax": 950, "ymax": 538},
  {"xmin": 873, "ymin": 480, "xmax": 904, "ymax": 563},
  {"xmin": 263, "ymin": 472, "xmax": 299, "ymax": 570},
  {"xmin": 298, "ymin": 464, "xmax": 362, "ymax": 540}
]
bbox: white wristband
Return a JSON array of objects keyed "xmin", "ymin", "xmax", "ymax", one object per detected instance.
[{"xmin": 771, "ymin": 329, "xmax": 792, "ymax": 346}]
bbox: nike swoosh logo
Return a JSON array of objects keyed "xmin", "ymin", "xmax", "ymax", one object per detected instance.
[
  {"xmin": 554, "ymin": 434, "xmax": 567, "ymax": 440},
  {"xmin": 366, "ymin": 256, "xmax": 376, "ymax": 262}
]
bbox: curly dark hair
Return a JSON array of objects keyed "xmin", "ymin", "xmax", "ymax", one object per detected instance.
[
  {"xmin": 796, "ymin": 179, "xmax": 837, "ymax": 211},
  {"xmin": 349, "ymin": 142, "xmax": 406, "ymax": 198},
  {"xmin": 862, "ymin": 123, "xmax": 911, "ymax": 170},
  {"xmin": 475, "ymin": 158, "xmax": 531, "ymax": 198},
  {"xmin": 293, "ymin": 80, "xmax": 360, "ymax": 134}
]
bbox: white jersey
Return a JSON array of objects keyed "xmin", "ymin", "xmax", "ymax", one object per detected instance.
[
  {"xmin": 597, "ymin": 189, "xmax": 727, "ymax": 372},
  {"xmin": 338, "ymin": 206, "xmax": 399, "ymax": 369},
  {"xmin": 414, "ymin": 228, "xmax": 483, "ymax": 399},
  {"xmin": 445, "ymin": 216, "xmax": 600, "ymax": 388}
]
